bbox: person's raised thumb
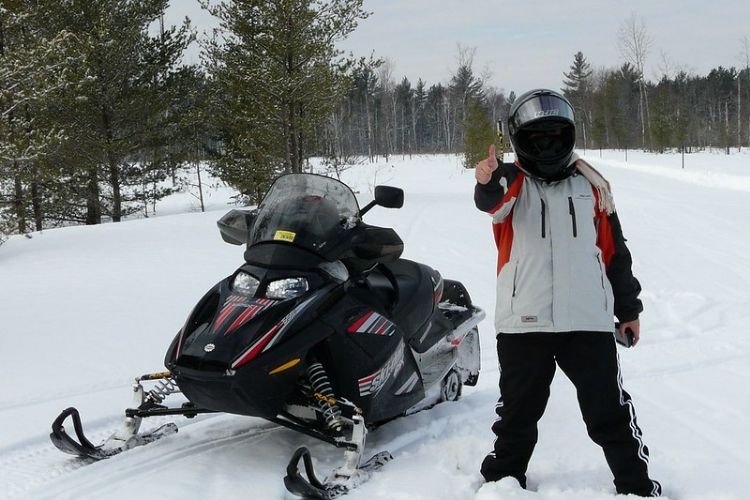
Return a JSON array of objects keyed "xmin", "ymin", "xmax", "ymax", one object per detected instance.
[{"xmin": 488, "ymin": 144, "xmax": 498, "ymax": 170}]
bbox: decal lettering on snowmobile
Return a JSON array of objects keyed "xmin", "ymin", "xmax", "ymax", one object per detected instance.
[{"xmin": 358, "ymin": 343, "xmax": 405, "ymax": 396}]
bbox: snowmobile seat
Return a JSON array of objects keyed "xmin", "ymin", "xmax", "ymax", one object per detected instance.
[{"xmin": 366, "ymin": 259, "xmax": 438, "ymax": 343}]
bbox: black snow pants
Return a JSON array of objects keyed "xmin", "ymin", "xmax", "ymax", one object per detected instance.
[{"xmin": 480, "ymin": 331, "xmax": 661, "ymax": 497}]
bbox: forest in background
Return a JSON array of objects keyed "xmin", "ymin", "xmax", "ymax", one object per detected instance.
[{"xmin": 1, "ymin": 1, "xmax": 749, "ymax": 240}]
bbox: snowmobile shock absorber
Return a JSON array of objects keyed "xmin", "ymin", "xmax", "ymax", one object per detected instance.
[
  {"xmin": 143, "ymin": 377, "xmax": 179, "ymax": 405},
  {"xmin": 306, "ymin": 361, "xmax": 343, "ymax": 432}
]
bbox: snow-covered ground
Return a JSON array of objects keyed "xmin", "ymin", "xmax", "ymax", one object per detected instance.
[{"xmin": 1, "ymin": 150, "xmax": 749, "ymax": 499}]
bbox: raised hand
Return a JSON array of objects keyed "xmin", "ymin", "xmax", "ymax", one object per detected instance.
[{"xmin": 475, "ymin": 144, "xmax": 499, "ymax": 185}]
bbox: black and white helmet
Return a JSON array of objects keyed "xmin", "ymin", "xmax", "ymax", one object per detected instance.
[{"xmin": 508, "ymin": 89, "xmax": 576, "ymax": 181}]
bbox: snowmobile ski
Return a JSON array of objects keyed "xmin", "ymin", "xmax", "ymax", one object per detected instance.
[
  {"xmin": 50, "ymin": 406, "xmax": 178, "ymax": 460},
  {"xmin": 50, "ymin": 371, "xmax": 190, "ymax": 460},
  {"xmin": 283, "ymin": 409, "xmax": 393, "ymax": 499},
  {"xmin": 284, "ymin": 446, "xmax": 393, "ymax": 499}
]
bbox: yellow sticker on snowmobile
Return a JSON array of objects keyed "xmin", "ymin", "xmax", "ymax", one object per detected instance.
[{"xmin": 274, "ymin": 230, "xmax": 296, "ymax": 242}]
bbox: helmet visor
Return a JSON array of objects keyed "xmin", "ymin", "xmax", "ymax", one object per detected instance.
[
  {"xmin": 509, "ymin": 93, "xmax": 575, "ymax": 134},
  {"xmin": 515, "ymin": 123, "xmax": 576, "ymax": 161}
]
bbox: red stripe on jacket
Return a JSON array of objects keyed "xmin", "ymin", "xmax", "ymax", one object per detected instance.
[
  {"xmin": 491, "ymin": 174, "xmax": 524, "ymax": 275},
  {"xmin": 593, "ymin": 189, "xmax": 615, "ymax": 269}
]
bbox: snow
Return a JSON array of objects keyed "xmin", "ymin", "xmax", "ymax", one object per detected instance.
[{"xmin": 2, "ymin": 150, "xmax": 749, "ymax": 499}]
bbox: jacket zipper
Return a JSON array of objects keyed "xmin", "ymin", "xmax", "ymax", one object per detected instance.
[
  {"xmin": 596, "ymin": 254, "xmax": 608, "ymax": 309},
  {"xmin": 568, "ymin": 196, "xmax": 578, "ymax": 237},
  {"xmin": 540, "ymin": 199, "xmax": 546, "ymax": 238}
]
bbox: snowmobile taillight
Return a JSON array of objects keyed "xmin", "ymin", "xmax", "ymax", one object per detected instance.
[
  {"xmin": 232, "ymin": 271, "xmax": 260, "ymax": 295},
  {"xmin": 266, "ymin": 277, "xmax": 309, "ymax": 300}
]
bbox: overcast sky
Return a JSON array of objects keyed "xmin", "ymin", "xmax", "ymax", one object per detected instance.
[{"xmin": 167, "ymin": 0, "xmax": 750, "ymax": 95}]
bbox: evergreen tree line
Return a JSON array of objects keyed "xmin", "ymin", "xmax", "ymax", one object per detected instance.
[
  {"xmin": 327, "ymin": 51, "xmax": 750, "ymax": 164},
  {"xmin": 0, "ymin": 0, "xmax": 369, "ymax": 240},
  {"xmin": 321, "ymin": 51, "xmax": 506, "ymax": 167},
  {"xmin": 1, "ymin": 0, "xmax": 197, "ymax": 237},
  {"xmin": 1, "ymin": 2, "xmax": 748, "ymax": 241},
  {"xmin": 561, "ymin": 51, "xmax": 750, "ymax": 154}
]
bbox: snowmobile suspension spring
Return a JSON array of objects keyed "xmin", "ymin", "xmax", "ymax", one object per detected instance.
[
  {"xmin": 145, "ymin": 377, "xmax": 179, "ymax": 405},
  {"xmin": 306, "ymin": 362, "xmax": 343, "ymax": 432}
]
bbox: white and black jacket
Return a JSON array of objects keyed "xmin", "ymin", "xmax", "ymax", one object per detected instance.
[{"xmin": 475, "ymin": 160, "xmax": 642, "ymax": 334}]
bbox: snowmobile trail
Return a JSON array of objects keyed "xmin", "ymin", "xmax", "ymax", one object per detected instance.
[
  {"xmin": 13, "ymin": 414, "xmax": 283, "ymax": 500},
  {"xmin": 13, "ymin": 393, "xmax": 491, "ymax": 500},
  {"xmin": 1, "ymin": 411, "xmax": 243, "ymax": 498}
]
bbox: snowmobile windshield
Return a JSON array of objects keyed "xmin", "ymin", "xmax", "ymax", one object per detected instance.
[{"xmin": 248, "ymin": 174, "xmax": 359, "ymax": 255}]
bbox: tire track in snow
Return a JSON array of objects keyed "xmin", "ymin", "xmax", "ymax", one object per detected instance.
[
  {"xmin": 6, "ymin": 392, "xmax": 492, "ymax": 500},
  {"xmin": 0, "ymin": 413, "xmax": 246, "ymax": 500},
  {"xmin": 32, "ymin": 417, "xmax": 283, "ymax": 500}
]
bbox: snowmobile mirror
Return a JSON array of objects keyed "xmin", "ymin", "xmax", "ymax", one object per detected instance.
[
  {"xmin": 359, "ymin": 186, "xmax": 404, "ymax": 217},
  {"xmin": 374, "ymin": 186, "xmax": 404, "ymax": 209}
]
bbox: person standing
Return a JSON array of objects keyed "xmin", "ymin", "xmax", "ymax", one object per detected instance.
[{"xmin": 474, "ymin": 89, "xmax": 661, "ymax": 497}]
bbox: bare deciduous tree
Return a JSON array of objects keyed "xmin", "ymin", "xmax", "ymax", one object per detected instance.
[
  {"xmin": 618, "ymin": 14, "xmax": 653, "ymax": 148},
  {"xmin": 739, "ymin": 36, "xmax": 750, "ymax": 149}
]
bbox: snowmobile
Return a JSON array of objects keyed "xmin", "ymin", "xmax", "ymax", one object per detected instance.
[{"xmin": 50, "ymin": 173, "xmax": 485, "ymax": 499}]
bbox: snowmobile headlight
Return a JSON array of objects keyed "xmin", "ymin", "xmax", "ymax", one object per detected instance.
[
  {"xmin": 232, "ymin": 272, "xmax": 260, "ymax": 296},
  {"xmin": 266, "ymin": 277, "xmax": 309, "ymax": 300}
]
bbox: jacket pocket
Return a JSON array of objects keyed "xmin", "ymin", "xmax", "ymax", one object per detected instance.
[{"xmin": 496, "ymin": 260, "xmax": 518, "ymax": 320}]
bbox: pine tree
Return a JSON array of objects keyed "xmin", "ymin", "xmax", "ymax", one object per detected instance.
[
  {"xmin": 0, "ymin": 2, "xmax": 78, "ymax": 233},
  {"xmin": 202, "ymin": 0, "xmax": 369, "ymax": 201},
  {"xmin": 463, "ymin": 99, "xmax": 494, "ymax": 169},
  {"xmin": 449, "ymin": 60, "xmax": 484, "ymax": 152},
  {"xmin": 0, "ymin": 0, "xmax": 194, "ymax": 228},
  {"xmin": 42, "ymin": 0, "xmax": 193, "ymax": 222},
  {"xmin": 563, "ymin": 51, "xmax": 593, "ymax": 149},
  {"xmin": 413, "ymin": 79, "xmax": 427, "ymax": 152}
]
